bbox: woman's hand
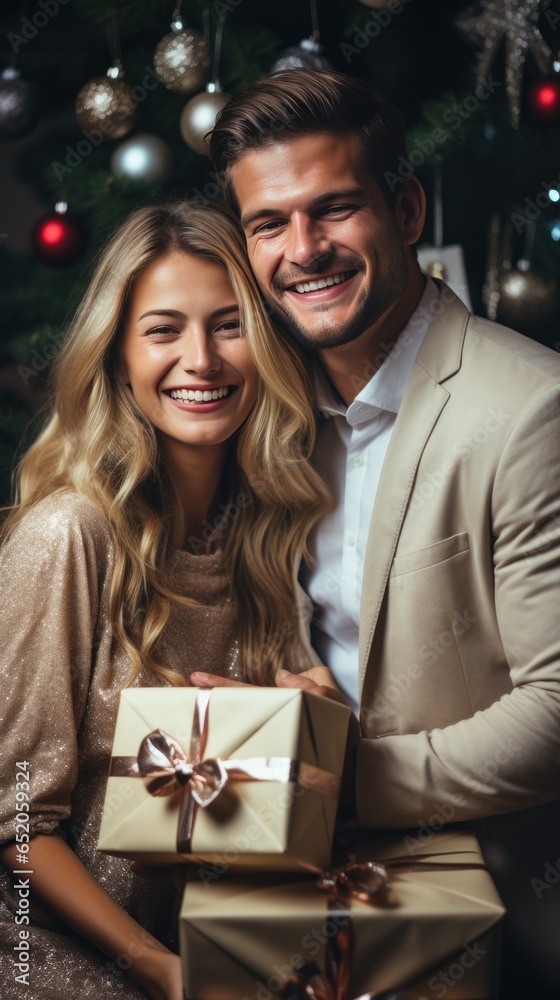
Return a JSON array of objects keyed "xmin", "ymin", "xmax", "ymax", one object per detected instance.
[
  {"xmin": 130, "ymin": 948, "xmax": 183, "ymax": 1000},
  {"xmin": 0, "ymin": 835, "xmax": 184, "ymax": 1000}
]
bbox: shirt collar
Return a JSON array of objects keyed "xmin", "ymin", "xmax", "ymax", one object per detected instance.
[{"xmin": 314, "ymin": 278, "xmax": 440, "ymax": 424}]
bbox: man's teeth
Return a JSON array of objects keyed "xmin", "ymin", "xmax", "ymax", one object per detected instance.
[
  {"xmin": 293, "ymin": 271, "xmax": 352, "ymax": 294},
  {"xmin": 169, "ymin": 387, "xmax": 230, "ymax": 402}
]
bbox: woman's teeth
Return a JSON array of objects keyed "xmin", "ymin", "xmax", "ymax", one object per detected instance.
[
  {"xmin": 293, "ymin": 271, "xmax": 352, "ymax": 294},
  {"xmin": 169, "ymin": 386, "xmax": 230, "ymax": 402}
]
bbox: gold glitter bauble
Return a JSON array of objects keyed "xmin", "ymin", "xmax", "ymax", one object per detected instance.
[
  {"xmin": 154, "ymin": 30, "xmax": 211, "ymax": 94},
  {"xmin": 75, "ymin": 76, "xmax": 137, "ymax": 140},
  {"xmin": 497, "ymin": 269, "xmax": 558, "ymax": 331},
  {"xmin": 180, "ymin": 90, "xmax": 231, "ymax": 156}
]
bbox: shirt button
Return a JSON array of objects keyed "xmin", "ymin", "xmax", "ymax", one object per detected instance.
[
  {"xmin": 353, "ymin": 457, "xmax": 364, "ymax": 468},
  {"xmin": 346, "ymin": 534, "xmax": 356, "ymax": 547}
]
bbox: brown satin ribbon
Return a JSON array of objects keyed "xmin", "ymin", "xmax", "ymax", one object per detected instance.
[
  {"xmin": 282, "ymin": 855, "xmax": 487, "ymax": 1000},
  {"xmin": 109, "ymin": 688, "xmax": 341, "ymax": 854}
]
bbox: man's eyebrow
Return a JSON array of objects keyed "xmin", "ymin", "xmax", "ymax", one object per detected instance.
[{"xmin": 240, "ymin": 188, "xmax": 368, "ymax": 230}]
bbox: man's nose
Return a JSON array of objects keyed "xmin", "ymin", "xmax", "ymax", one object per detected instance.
[{"xmin": 285, "ymin": 214, "xmax": 332, "ymax": 269}]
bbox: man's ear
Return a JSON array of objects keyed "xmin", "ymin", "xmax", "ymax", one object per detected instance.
[{"xmin": 394, "ymin": 175, "xmax": 426, "ymax": 247}]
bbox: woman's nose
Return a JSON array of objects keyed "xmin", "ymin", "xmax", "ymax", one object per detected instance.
[{"xmin": 179, "ymin": 329, "xmax": 221, "ymax": 376}]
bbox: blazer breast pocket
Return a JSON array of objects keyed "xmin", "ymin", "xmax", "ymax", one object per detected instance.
[{"xmin": 392, "ymin": 531, "xmax": 470, "ymax": 577}]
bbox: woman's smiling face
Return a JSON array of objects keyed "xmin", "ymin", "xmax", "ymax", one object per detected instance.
[{"xmin": 121, "ymin": 251, "xmax": 259, "ymax": 460}]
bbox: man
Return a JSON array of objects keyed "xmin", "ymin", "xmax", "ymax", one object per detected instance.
[{"xmin": 190, "ymin": 69, "xmax": 560, "ymax": 995}]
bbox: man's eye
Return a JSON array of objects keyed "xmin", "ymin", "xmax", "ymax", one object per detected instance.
[
  {"xmin": 253, "ymin": 219, "xmax": 285, "ymax": 235},
  {"xmin": 322, "ymin": 204, "xmax": 354, "ymax": 216}
]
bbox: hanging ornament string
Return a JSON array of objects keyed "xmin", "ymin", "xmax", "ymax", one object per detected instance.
[
  {"xmin": 310, "ymin": 0, "xmax": 320, "ymax": 42},
  {"xmin": 482, "ymin": 212, "xmax": 502, "ymax": 320},
  {"xmin": 421, "ymin": 162, "xmax": 450, "ymax": 285},
  {"xmin": 433, "ymin": 163, "xmax": 444, "ymax": 251},
  {"xmin": 179, "ymin": 4, "xmax": 231, "ymax": 156},
  {"xmin": 270, "ymin": 0, "xmax": 332, "ymax": 72},
  {"xmin": 107, "ymin": 12, "xmax": 123, "ymax": 77},
  {"xmin": 202, "ymin": 1, "xmax": 210, "ymax": 47},
  {"xmin": 210, "ymin": 6, "xmax": 226, "ymax": 87}
]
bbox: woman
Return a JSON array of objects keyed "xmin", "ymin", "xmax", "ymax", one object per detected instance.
[{"xmin": 0, "ymin": 200, "xmax": 329, "ymax": 999}]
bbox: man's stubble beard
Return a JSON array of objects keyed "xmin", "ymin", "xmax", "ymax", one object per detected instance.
[{"xmin": 266, "ymin": 246, "xmax": 409, "ymax": 352}]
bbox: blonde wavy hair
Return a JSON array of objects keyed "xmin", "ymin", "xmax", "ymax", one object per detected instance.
[{"xmin": 2, "ymin": 200, "xmax": 329, "ymax": 686}]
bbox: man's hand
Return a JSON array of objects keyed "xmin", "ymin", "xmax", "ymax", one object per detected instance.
[
  {"xmin": 275, "ymin": 668, "xmax": 360, "ymax": 818},
  {"xmin": 275, "ymin": 665, "xmax": 348, "ymax": 706},
  {"xmin": 189, "ymin": 666, "xmax": 359, "ymax": 819},
  {"xmin": 189, "ymin": 665, "xmax": 343, "ymax": 698}
]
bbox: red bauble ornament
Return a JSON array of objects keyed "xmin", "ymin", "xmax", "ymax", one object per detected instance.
[
  {"xmin": 527, "ymin": 73, "xmax": 560, "ymax": 125},
  {"xmin": 32, "ymin": 205, "xmax": 86, "ymax": 266}
]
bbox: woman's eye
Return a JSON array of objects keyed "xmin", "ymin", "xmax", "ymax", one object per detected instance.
[
  {"xmin": 145, "ymin": 326, "xmax": 177, "ymax": 337},
  {"xmin": 215, "ymin": 320, "xmax": 241, "ymax": 336}
]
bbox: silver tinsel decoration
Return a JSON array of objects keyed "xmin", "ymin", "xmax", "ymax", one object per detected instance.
[{"xmin": 456, "ymin": 0, "xmax": 553, "ymax": 128}]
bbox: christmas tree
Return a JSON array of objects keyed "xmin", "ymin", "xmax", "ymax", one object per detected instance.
[{"xmin": 1, "ymin": 0, "xmax": 559, "ymax": 502}]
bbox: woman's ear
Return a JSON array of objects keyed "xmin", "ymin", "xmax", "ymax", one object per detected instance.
[{"xmin": 394, "ymin": 175, "xmax": 426, "ymax": 247}]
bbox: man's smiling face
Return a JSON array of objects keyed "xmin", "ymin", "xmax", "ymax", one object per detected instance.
[{"xmin": 231, "ymin": 132, "xmax": 412, "ymax": 351}]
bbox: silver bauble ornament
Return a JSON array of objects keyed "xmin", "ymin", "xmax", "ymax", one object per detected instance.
[
  {"xmin": 111, "ymin": 133, "xmax": 173, "ymax": 183},
  {"xmin": 154, "ymin": 29, "xmax": 211, "ymax": 94},
  {"xmin": 180, "ymin": 86, "xmax": 231, "ymax": 156},
  {"xmin": 0, "ymin": 67, "xmax": 39, "ymax": 139},
  {"xmin": 75, "ymin": 73, "xmax": 137, "ymax": 140},
  {"xmin": 497, "ymin": 268, "xmax": 558, "ymax": 331},
  {"xmin": 270, "ymin": 37, "xmax": 332, "ymax": 73}
]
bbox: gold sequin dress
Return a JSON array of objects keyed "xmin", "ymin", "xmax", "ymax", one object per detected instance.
[{"xmin": 0, "ymin": 492, "xmax": 247, "ymax": 999}]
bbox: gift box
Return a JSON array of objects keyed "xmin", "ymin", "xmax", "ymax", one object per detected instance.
[
  {"xmin": 97, "ymin": 687, "xmax": 351, "ymax": 871},
  {"xmin": 179, "ymin": 830, "xmax": 505, "ymax": 999}
]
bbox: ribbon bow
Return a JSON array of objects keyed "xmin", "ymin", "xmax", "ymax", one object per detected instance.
[
  {"xmin": 137, "ymin": 729, "xmax": 228, "ymax": 807},
  {"xmin": 281, "ymin": 862, "xmax": 397, "ymax": 1000},
  {"xmin": 281, "ymin": 849, "xmax": 486, "ymax": 1000}
]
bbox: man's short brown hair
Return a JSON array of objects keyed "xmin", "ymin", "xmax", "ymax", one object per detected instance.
[{"xmin": 209, "ymin": 68, "xmax": 408, "ymax": 213}]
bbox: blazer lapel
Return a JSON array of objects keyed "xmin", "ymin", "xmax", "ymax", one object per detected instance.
[{"xmin": 358, "ymin": 283, "xmax": 470, "ymax": 696}]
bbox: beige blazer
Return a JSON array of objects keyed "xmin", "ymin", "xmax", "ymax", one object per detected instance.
[{"xmin": 351, "ymin": 281, "xmax": 560, "ymax": 828}]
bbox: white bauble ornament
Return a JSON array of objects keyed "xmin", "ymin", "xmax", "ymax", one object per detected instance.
[
  {"xmin": 111, "ymin": 133, "xmax": 173, "ymax": 182},
  {"xmin": 180, "ymin": 85, "xmax": 230, "ymax": 156}
]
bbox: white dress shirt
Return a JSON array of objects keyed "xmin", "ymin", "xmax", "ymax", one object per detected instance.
[{"xmin": 301, "ymin": 279, "xmax": 440, "ymax": 713}]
